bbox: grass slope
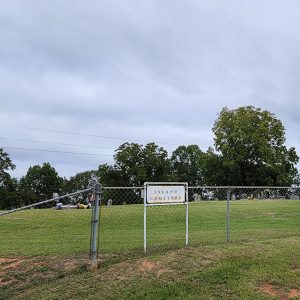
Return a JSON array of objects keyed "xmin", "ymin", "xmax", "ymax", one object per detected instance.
[
  {"xmin": 0, "ymin": 200, "xmax": 299, "ymax": 299},
  {"xmin": 0, "ymin": 238, "xmax": 299, "ymax": 299}
]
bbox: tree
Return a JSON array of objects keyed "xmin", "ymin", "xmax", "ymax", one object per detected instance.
[
  {"xmin": 113, "ymin": 143, "xmax": 143, "ymax": 186},
  {"xmin": 0, "ymin": 176, "xmax": 24, "ymax": 210},
  {"xmin": 97, "ymin": 164, "xmax": 142, "ymax": 205},
  {"xmin": 170, "ymin": 145, "xmax": 205, "ymax": 185},
  {"xmin": 114, "ymin": 142, "xmax": 170, "ymax": 186},
  {"xmin": 19, "ymin": 163, "xmax": 63, "ymax": 201},
  {"xmin": 97, "ymin": 164, "xmax": 129, "ymax": 187},
  {"xmin": 0, "ymin": 148, "xmax": 15, "ymax": 184},
  {"xmin": 0, "ymin": 149, "xmax": 21, "ymax": 209},
  {"xmin": 213, "ymin": 106, "xmax": 299, "ymax": 186},
  {"xmin": 63, "ymin": 170, "xmax": 97, "ymax": 193},
  {"xmin": 141, "ymin": 143, "xmax": 170, "ymax": 183},
  {"xmin": 201, "ymin": 147, "xmax": 229, "ymax": 186}
]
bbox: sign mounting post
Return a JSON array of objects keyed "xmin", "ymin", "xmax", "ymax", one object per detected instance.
[{"xmin": 143, "ymin": 182, "xmax": 189, "ymax": 254}]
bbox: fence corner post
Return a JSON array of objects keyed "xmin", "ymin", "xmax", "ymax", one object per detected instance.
[
  {"xmin": 89, "ymin": 180, "xmax": 101, "ymax": 270},
  {"xmin": 226, "ymin": 188, "xmax": 231, "ymax": 242}
]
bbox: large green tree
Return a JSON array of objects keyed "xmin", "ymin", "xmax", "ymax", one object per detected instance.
[
  {"xmin": 97, "ymin": 164, "xmax": 129, "ymax": 186},
  {"xmin": 202, "ymin": 147, "xmax": 229, "ymax": 185},
  {"xmin": 0, "ymin": 149, "xmax": 20, "ymax": 209},
  {"xmin": 170, "ymin": 145, "xmax": 205, "ymax": 185},
  {"xmin": 63, "ymin": 170, "xmax": 97, "ymax": 193},
  {"xmin": 20, "ymin": 162, "xmax": 63, "ymax": 200},
  {"xmin": 0, "ymin": 176, "xmax": 24, "ymax": 210},
  {"xmin": 213, "ymin": 106, "xmax": 299, "ymax": 186},
  {"xmin": 114, "ymin": 142, "xmax": 170, "ymax": 186},
  {"xmin": 0, "ymin": 148, "xmax": 15, "ymax": 184}
]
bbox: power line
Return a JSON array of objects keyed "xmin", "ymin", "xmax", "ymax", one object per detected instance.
[
  {"xmin": 0, "ymin": 123, "xmax": 178, "ymax": 146},
  {"xmin": 0, "ymin": 137, "xmax": 116, "ymax": 150},
  {"xmin": 2, "ymin": 146, "xmax": 114, "ymax": 157}
]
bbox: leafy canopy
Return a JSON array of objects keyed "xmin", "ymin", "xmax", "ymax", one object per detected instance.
[
  {"xmin": 20, "ymin": 162, "xmax": 63, "ymax": 199},
  {"xmin": 170, "ymin": 145, "xmax": 205, "ymax": 185},
  {"xmin": 0, "ymin": 148, "xmax": 15, "ymax": 184},
  {"xmin": 113, "ymin": 142, "xmax": 170, "ymax": 186},
  {"xmin": 213, "ymin": 106, "xmax": 299, "ymax": 185}
]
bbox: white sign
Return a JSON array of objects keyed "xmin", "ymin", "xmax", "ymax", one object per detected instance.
[{"xmin": 146, "ymin": 185, "xmax": 186, "ymax": 204}]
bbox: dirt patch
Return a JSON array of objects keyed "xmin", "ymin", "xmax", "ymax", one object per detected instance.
[
  {"xmin": 0, "ymin": 256, "xmax": 85, "ymax": 288},
  {"xmin": 0, "ymin": 258, "xmax": 12, "ymax": 264},
  {"xmin": 259, "ymin": 283, "xmax": 300, "ymax": 300},
  {"xmin": 139, "ymin": 260, "xmax": 156, "ymax": 271},
  {"xmin": 139, "ymin": 259, "xmax": 174, "ymax": 279},
  {"xmin": 156, "ymin": 268, "xmax": 173, "ymax": 279},
  {"xmin": 138, "ymin": 260, "xmax": 172, "ymax": 278},
  {"xmin": 0, "ymin": 276, "xmax": 15, "ymax": 286},
  {"xmin": 0, "ymin": 258, "xmax": 19, "ymax": 266},
  {"xmin": 0, "ymin": 257, "xmax": 27, "ymax": 277},
  {"xmin": 289, "ymin": 289, "xmax": 300, "ymax": 299},
  {"xmin": 260, "ymin": 283, "xmax": 278, "ymax": 297},
  {"xmin": 0, "ymin": 259, "xmax": 23, "ymax": 286},
  {"xmin": 102, "ymin": 256, "xmax": 176, "ymax": 282},
  {"xmin": 49, "ymin": 257, "xmax": 84, "ymax": 272}
]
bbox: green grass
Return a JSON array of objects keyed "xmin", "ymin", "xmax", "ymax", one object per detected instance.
[
  {"xmin": 0, "ymin": 238, "xmax": 299, "ymax": 299},
  {"xmin": 0, "ymin": 200, "xmax": 299, "ymax": 299},
  {"xmin": 0, "ymin": 200, "xmax": 299, "ymax": 256}
]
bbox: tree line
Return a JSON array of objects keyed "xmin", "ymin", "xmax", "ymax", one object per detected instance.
[{"xmin": 0, "ymin": 106, "xmax": 299, "ymax": 209}]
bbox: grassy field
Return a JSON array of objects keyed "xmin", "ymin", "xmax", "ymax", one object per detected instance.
[
  {"xmin": 0, "ymin": 199, "xmax": 299, "ymax": 299},
  {"xmin": 1, "ymin": 199, "xmax": 299, "ymax": 256}
]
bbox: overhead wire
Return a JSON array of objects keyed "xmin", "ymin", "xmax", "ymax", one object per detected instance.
[
  {"xmin": 0, "ymin": 124, "xmax": 179, "ymax": 162},
  {"xmin": 2, "ymin": 146, "xmax": 114, "ymax": 157},
  {"xmin": 0, "ymin": 123, "xmax": 178, "ymax": 146},
  {"xmin": 0, "ymin": 137, "xmax": 116, "ymax": 151}
]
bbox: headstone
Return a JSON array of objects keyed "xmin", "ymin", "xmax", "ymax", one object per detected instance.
[{"xmin": 193, "ymin": 193, "xmax": 201, "ymax": 202}]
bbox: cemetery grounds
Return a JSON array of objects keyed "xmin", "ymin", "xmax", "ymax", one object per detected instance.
[{"xmin": 0, "ymin": 198, "xmax": 299, "ymax": 299}]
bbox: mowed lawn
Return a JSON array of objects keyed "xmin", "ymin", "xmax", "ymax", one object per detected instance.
[
  {"xmin": 0, "ymin": 199, "xmax": 299, "ymax": 256},
  {"xmin": 0, "ymin": 200, "xmax": 300, "ymax": 299}
]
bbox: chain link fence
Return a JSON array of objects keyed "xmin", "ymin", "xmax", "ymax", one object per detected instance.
[
  {"xmin": 0, "ymin": 188, "xmax": 94, "ymax": 257},
  {"xmin": 1, "ymin": 185, "xmax": 299, "ymax": 258},
  {"xmin": 99, "ymin": 186, "xmax": 300, "ymax": 254}
]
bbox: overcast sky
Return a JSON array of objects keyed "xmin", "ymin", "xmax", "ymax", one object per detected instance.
[{"xmin": 1, "ymin": 0, "xmax": 300, "ymax": 179}]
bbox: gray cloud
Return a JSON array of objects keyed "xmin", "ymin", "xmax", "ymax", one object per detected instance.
[{"xmin": 1, "ymin": 0, "xmax": 300, "ymax": 178}]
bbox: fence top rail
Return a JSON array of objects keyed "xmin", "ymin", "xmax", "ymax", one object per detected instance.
[
  {"xmin": 188, "ymin": 186, "xmax": 297, "ymax": 189},
  {"xmin": 101, "ymin": 186, "xmax": 298, "ymax": 190},
  {"xmin": 0, "ymin": 187, "xmax": 93, "ymax": 217},
  {"xmin": 102, "ymin": 186, "xmax": 143, "ymax": 190}
]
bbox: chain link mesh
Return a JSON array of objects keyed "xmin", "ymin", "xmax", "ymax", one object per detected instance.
[
  {"xmin": 1, "ymin": 186, "xmax": 299, "ymax": 256},
  {"xmin": 99, "ymin": 187, "xmax": 144, "ymax": 253},
  {"xmin": 0, "ymin": 189, "xmax": 92, "ymax": 256},
  {"xmin": 99, "ymin": 186, "xmax": 300, "ymax": 253},
  {"xmin": 228, "ymin": 187, "xmax": 300, "ymax": 242}
]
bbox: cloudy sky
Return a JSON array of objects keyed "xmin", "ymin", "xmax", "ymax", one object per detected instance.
[{"xmin": 1, "ymin": 0, "xmax": 300, "ymax": 179}]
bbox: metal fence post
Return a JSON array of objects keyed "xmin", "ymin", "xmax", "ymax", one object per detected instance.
[
  {"xmin": 89, "ymin": 182, "xmax": 101, "ymax": 269},
  {"xmin": 226, "ymin": 188, "xmax": 231, "ymax": 242},
  {"xmin": 185, "ymin": 184, "xmax": 189, "ymax": 246},
  {"xmin": 144, "ymin": 185, "xmax": 147, "ymax": 254}
]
